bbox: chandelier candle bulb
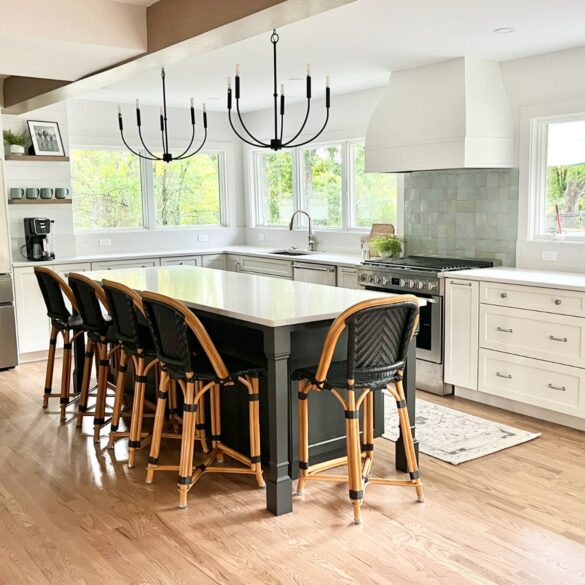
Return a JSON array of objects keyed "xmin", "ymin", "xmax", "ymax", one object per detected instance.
[
  {"xmin": 236, "ymin": 63, "xmax": 240, "ymax": 76},
  {"xmin": 306, "ymin": 63, "xmax": 311, "ymax": 76}
]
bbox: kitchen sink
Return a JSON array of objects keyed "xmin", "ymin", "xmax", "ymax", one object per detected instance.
[{"xmin": 270, "ymin": 248, "xmax": 319, "ymax": 256}]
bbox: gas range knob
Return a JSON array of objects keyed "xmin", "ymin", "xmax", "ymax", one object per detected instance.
[
  {"xmin": 359, "ymin": 273, "xmax": 367, "ymax": 282},
  {"xmin": 408, "ymin": 279, "xmax": 415, "ymax": 288},
  {"xmin": 427, "ymin": 281, "xmax": 438, "ymax": 291},
  {"xmin": 367, "ymin": 274, "xmax": 375, "ymax": 284},
  {"xmin": 417, "ymin": 280, "xmax": 425, "ymax": 289},
  {"xmin": 381, "ymin": 276, "xmax": 388, "ymax": 285},
  {"xmin": 399, "ymin": 278, "xmax": 407, "ymax": 287}
]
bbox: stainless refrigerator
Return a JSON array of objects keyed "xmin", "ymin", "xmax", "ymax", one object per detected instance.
[{"xmin": 0, "ymin": 163, "xmax": 18, "ymax": 370}]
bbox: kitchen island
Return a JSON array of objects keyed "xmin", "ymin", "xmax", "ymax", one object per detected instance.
[{"xmin": 83, "ymin": 265, "xmax": 424, "ymax": 515}]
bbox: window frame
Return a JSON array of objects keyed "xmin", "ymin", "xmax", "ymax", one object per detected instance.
[
  {"xmin": 70, "ymin": 145, "xmax": 229, "ymax": 233},
  {"xmin": 529, "ymin": 111, "xmax": 585, "ymax": 241},
  {"xmin": 250, "ymin": 138, "xmax": 400, "ymax": 232}
]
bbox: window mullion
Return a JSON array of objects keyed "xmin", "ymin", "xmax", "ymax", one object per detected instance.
[
  {"xmin": 141, "ymin": 156, "xmax": 155, "ymax": 229},
  {"xmin": 344, "ymin": 141, "xmax": 352, "ymax": 230}
]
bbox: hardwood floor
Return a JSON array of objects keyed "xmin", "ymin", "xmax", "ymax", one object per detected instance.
[{"xmin": 1, "ymin": 361, "xmax": 585, "ymax": 585}]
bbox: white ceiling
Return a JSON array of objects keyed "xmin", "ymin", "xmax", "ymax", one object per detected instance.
[{"xmin": 80, "ymin": 0, "xmax": 585, "ymax": 112}]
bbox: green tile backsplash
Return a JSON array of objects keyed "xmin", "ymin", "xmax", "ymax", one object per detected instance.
[{"xmin": 403, "ymin": 169, "xmax": 519, "ymax": 266}]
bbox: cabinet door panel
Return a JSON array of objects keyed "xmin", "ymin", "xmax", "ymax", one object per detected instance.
[
  {"xmin": 202, "ymin": 254, "xmax": 227, "ymax": 270},
  {"xmin": 337, "ymin": 268, "xmax": 359, "ymax": 289},
  {"xmin": 444, "ymin": 279, "xmax": 479, "ymax": 389}
]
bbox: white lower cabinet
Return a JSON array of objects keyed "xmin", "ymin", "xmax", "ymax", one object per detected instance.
[
  {"xmin": 337, "ymin": 267, "xmax": 359, "ymax": 289},
  {"xmin": 161, "ymin": 256, "xmax": 201, "ymax": 266},
  {"xmin": 479, "ymin": 348, "xmax": 585, "ymax": 418},
  {"xmin": 202, "ymin": 254, "xmax": 227, "ymax": 270},
  {"xmin": 444, "ymin": 278, "xmax": 479, "ymax": 389},
  {"xmin": 226, "ymin": 254, "xmax": 240, "ymax": 272}
]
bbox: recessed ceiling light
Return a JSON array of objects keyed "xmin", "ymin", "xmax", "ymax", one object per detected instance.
[{"xmin": 493, "ymin": 27, "xmax": 515, "ymax": 34}]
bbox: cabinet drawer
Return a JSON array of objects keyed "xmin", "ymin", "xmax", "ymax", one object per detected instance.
[
  {"xmin": 479, "ymin": 304, "xmax": 585, "ymax": 368},
  {"xmin": 92, "ymin": 258, "xmax": 160, "ymax": 270},
  {"xmin": 238, "ymin": 256, "xmax": 292, "ymax": 278},
  {"xmin": 479, "ymin": 349, "xmax": 585, "ymax": 418},
  {"xmin": 161, "ymin": 256, "xmax": 201, "ymax": 266},
  {"xmin": 481, "ymin": 281, "xmax": 585, "ymax": 317}
]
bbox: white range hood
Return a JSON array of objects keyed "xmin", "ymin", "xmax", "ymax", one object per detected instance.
[{"xmin": 365, "ymin": 57, "xmax": 515, "ymax": 173}]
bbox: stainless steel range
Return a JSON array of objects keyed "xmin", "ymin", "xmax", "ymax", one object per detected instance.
[{"xmin": 357, "ymin": 255, "xmax": 497, "ymax": 395}]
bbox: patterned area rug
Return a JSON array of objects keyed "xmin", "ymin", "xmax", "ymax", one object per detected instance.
[{"xmin": 383, "ymin": 396, "xmax": 541, "ymax": 465}]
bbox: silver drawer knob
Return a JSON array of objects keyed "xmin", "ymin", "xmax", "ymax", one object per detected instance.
[
  {"xmin": 500, "ymin": 292, "xmax": 507, "ymax": 299},
  {"xmin": 496, "ymin": 372, "xmax": 512, "ymax": 379},
  {"xmin": 548, "ymin": 335, "xmax": 568, "ymax": 342},
  {"xmin": 496, "ymin": 326, "xmax": 513, "ymax": 333},
  {"xmin": 554, "ymin": 299, "xmax": 562, "ymax": 305}
]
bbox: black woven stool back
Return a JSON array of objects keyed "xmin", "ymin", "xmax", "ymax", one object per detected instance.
[
  {"xmin": 68, "ymin": 273, "xmax": 110, "ymax": 337},
  {"xmin": 34, "ymin": 267, "xmax": 73, "ymax": 324},
  {"xmin": 103, "ymin": 281, "xmax": 149, "ymax": 351},
  {"xmin": 345, "ymin": 299, "xmax": 419, "ymax": 383},
  {"xmin": 142, "ymin": 292, "xmax": 229, "ymax": 380}
]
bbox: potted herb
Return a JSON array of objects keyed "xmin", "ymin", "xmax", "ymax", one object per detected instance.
[
  {"xmin": 3, "ymin": 129, "xmax": 28, "ymax": 155},
  {"xmin": 370, "ymin": 235, "xmax": 403, "ymax": 258}
]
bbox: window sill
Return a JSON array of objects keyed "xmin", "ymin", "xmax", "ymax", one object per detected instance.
[{"xmin": 529, "ymin": 236, "xmax": 585, "ymax": 245}]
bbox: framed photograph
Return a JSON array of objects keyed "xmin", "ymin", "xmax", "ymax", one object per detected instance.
[{"xmin": 27, "ymin": 120, "xmax": 66, "ymax": 156}]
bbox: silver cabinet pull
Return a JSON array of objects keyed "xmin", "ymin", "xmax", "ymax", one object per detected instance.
[
  {"xmin": 554, "ymin": 299, "xmax": 562, "ymax": 306},
  {"xmin": 496, "ymin": 326, "xmax": 513, "ymax": 333},
  {"xmin": 500, "ymin": 292, "xmax": 508, "ymax": 298},
  {"xmin": 547, "ymin": 383, "xmax": 566, "ymax": 392},
  {"xmin": 548, "ymin": 335, "xmax": 568, "ymax": 342},
  {"xmin": 449, "ymin": 281, "xmax": 472, "ymax": 286},
  {"xmin": 496, "ymin": 372, "xmax": 512, "ymax": 379}
]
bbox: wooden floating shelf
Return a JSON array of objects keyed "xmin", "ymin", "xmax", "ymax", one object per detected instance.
[
  {"xmin": 4, "ymin": 155, "xmax": 69, "ymax": 162},
  {"xmin": 8, "ymin": 198, "xmax": 72, "ymax": 205}
]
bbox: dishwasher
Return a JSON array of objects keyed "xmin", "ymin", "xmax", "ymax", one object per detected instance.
[
  {"xmin": 292, "ymin": 262, "xmax": 337, "ymax": 286},
  {"xmin": 0, "ymin": 274, "xmax": 18, "ymax": 370}
]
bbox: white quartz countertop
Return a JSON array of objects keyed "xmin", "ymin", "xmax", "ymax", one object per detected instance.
[
  {"xmin": 84, "ymin": 265, "xmax": 424, "ymax": 327},
  {"xmin": 12, "ymin": 245, "xmax": 364, "ymax": 269},
  {"xmin": 446, "ymin": 266, "xmax": 585, "ymax": 292}
]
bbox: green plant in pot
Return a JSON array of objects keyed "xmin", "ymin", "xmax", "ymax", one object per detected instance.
[
  {"xmin": 370, "ymin": 235, "xmax": 402, "ymax": 258},
  {"xmin": 3, "ymin": 129, "xmax": 28, "ymax": 156}
]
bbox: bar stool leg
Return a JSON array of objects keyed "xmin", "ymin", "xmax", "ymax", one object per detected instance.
[
  {"xmin": 210, "ymin": 383, "xmax": 223, "ymax": 463},
  {"xmin": 297, "ymin": 381, "xmax": 310, "ymax": 496},
  {"xmin": 391, "ymin": 377, "xmax": 424, "ymax": 503},
  {"xmin": 195, "ymin": 381, "xmax": 209, "ymax": 454},
  {"xmin": 77, "ymin": 339, "xmax": 94, "ymax": 427},
  {"xmin": 43, "ymin": 326, "xmax": 58, "ymax": 408},
  {"xmin": 168, "ymin": 380, "xmax": 180, "ymax": 434},
  {"xmin": 128, "ymin": 355, "xmax": 147, "ymax": 468},
  {"xmin": 108, "ymin": 351, "xmax": 129, "ymax": 449},
  {"xmin": 346, "ymin": 388, "xmax": 364, "ymax": 524},
  {"xmin": 146, "ymin": 368, "xmax": 169, "ymax": 484},
  {"xmin": 93, "ymin": 340, "xmax": 109, "ymax": 443},
  {"xmin": 178, "ymin": 379, "xmax": 197, "ymax": 508},
  {"xmin": 362, "ymin": 389, "xmax": 374, "ymax": 480},
  {"xmin": 250, "ymin": 376, "xmax": 265, "ymax": 488},
  {"xmin": 59, "ymin": 330, "xmax": 73, "ymax": 422}
]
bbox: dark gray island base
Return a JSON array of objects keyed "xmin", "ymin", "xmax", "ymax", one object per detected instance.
[{"xmin": 196, "ymin": 309, "xmax": 418, "ymax": 516}]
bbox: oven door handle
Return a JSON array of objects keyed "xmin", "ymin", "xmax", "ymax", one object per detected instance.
[{"xmin": 425, "ymin": 298, "xmax": 439, "ymax": 304}]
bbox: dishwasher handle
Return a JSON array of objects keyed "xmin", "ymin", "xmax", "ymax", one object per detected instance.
[{"xmin": 293, "ymin": 263, "xmax": 335, "ymax": 272}]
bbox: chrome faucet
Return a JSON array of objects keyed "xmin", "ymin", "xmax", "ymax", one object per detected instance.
[{"xmin": 289, "ymin": 210, "xmax": 316, "ymax": 251}]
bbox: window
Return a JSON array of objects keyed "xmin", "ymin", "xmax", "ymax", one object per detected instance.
[
  {"xmin": 532, "ymin": 115, "xmax": 585, "ymax": 238},
  {"xmin": 71, "ymin": 149, "xmax": 144, "ymax": 230},
  {"xmin": 254, "ymin": 151, "xmax": 294, "ymax": 225},
  {"xmin": 153, "ymin": 153, "xmax": 222, "ymax": 226},
  {"xmin": 351, "ymin": 143, "xmax": 397, "ymax": 228},
  {"xmin": 302, "ymin": 144, "xmax": 343, "ymax": 228},
  {"xmin": 252, "ymin": 140, "xmax": 399, "ymax": 230},
  {"xmin": 71, "ymin": 149, "xmax": 226, "ymax": 231}
]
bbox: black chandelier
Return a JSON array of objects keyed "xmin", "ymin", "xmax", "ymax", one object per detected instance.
[
  {"xmin": 227, "ymin": 29, "xmax": 330, "ymax": 151},
  {"xmin": 117, "ymin": 68, "xmax": 208, "ymax": 163}
]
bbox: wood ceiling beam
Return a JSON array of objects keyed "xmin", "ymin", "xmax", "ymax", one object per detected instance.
[{"xmin": 2, "ymin": 0, "xmax": 355, "ymax": 115}]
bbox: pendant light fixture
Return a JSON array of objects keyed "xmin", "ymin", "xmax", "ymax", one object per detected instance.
[
  {"xmin": 227, "ymin": 29, "xmax": 330, "ymax": 150},
  {"xmin": 117, "ymin": 68, "xmax": 208, "ymax": 163}
]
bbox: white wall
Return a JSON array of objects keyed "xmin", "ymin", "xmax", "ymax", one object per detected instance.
[
  {"xmin": 501, "ymin": 45, "xmax": 585, "ymax": 272},
  {"xmin": 241, "ymin": 86, "xmax": 386, "ymax": 253}
]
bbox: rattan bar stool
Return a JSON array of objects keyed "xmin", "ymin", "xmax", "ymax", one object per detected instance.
[
  {"xmin": 102, "ymin": 279, "xmax": 168, "ymax": 467},
  {"xmin": 68, "ymin": 273, "xmax": 121, "ymax": 443},
  {"xmin": 142, "ymin": 291, "xmax": 265, "ymax": 508},
  {"xmin": 292, "ymin": 295, "xmax": 423, "ymax": 525},
  {"xmin": 34, "ymin": 267, "xmax": 84, "ymax": 422}
]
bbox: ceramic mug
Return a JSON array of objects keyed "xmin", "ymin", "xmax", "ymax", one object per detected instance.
[
  {"xmin": 55, "ymin": 187, "xmax": 69, "ymax": 199},
  {"xmin": 25, "ymin": 188, "xmax": 39, "ymax": 199},
  {"xmin": 9, "ymin": 187, "xmax": 24, "ymax": 200},
  {"xmin": 40, "ymin": 188, "xmax": 54, "ymax": 200}
]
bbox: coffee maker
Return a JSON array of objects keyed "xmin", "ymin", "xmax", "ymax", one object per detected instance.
[{"xmin": 24, "ymin": 217, "xmax": 55, "ymax": 261}]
